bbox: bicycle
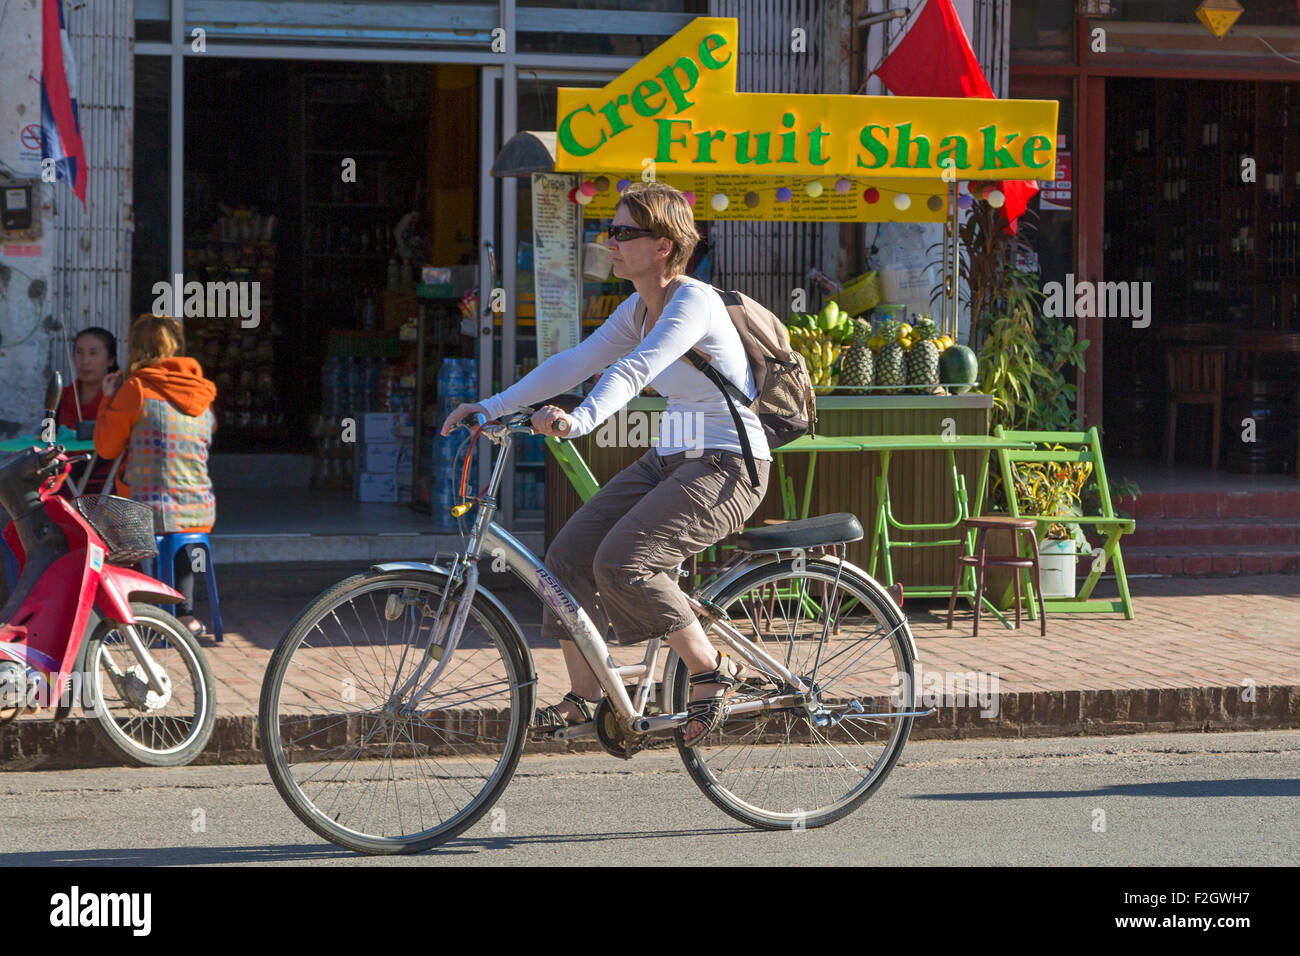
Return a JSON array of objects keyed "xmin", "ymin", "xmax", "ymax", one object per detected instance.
[{"xmin": 259, "ymin": 412, "xmax": 931, "ymax": 854}]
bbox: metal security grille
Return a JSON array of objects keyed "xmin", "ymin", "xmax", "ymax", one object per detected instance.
[
  {"xmin": 48, "ymin": 0, "xmax": 135, "ymax": 374},
  {"xmin": 706, "ymin": 0, "xmax": 827, "ymax": 312}
]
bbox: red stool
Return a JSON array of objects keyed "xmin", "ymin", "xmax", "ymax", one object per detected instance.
[{"xmin": 946, "ymin": 516, "xmax": 1045, "ymax": 637}]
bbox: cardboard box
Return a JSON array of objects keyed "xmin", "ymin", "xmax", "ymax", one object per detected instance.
[
  {"xmin": 356, "ymin": 413, "xmax": 410, "ymax": 443},
  {"xmin": 355, "ymin": 440, "xmax": 413, "ymax": 474},
  {"xmin": 355, "ymin": 472, "xmax": 398, "ymax": 502}
]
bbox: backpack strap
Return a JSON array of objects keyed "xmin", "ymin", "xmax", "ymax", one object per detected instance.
[
  {"xmin": 691, "ymin": 360, "xmax": 762, "ymax": 489},
  {"xmin": 634, "ymin": 282, "xmax": 761, "ymax": 489}
]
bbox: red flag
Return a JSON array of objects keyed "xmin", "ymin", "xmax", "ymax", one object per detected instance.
[
  {"xmin": 41, "ymin": 0, "xmax": 87, "ymax": 205},
  {"xmin": 873, "ymin": 0, "xmax": 1038, "ymax": 232}
]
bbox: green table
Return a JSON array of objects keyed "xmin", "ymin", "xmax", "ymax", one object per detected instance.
[
  {"xmin": 772, "ymin": 434, "xmax": 1035, "ymax": 627},
  {"xmin": 0, "ymin": 428, "xmax": 95, "ymax": 454}
]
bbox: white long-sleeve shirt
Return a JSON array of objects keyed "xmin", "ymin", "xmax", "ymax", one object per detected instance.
[{"xmin": 479, "ymin": 276, "xmax": 771, "ymax": 459}]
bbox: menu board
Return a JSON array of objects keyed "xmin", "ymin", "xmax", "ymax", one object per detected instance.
[
  {"xmin": 580, "ymin": 173, "xmax": 948, "ymax": 223},
  {"xmin": 531, "ymin": 173, "xmax": 582, "ymax": 362}
]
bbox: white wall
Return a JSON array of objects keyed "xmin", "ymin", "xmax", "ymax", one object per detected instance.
[{"xmin": 0, "ymin": 0, "xmax": 57, "ymax": 436}]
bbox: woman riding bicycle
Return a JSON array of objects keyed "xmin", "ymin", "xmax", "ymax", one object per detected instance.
[{"xmin": 441, "ymin": 181, "xmax": 770, "ymax": 746}]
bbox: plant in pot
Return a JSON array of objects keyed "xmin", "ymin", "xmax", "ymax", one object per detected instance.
[{"xmin": 1010, "ymin": 448, "xmax": 1094, "ymax": 599}]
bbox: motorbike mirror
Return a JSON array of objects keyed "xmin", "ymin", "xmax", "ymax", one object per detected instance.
[{"xmin": 43, "ymin": 372, "xmax": 63, "ymax": 415}]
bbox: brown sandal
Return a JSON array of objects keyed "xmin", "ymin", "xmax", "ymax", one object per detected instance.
[{"xmin": 682, "ymin": 652, "xmax": 746, "ymax": 748}]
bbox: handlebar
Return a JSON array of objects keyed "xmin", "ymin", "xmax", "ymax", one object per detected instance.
[{"xmin": 450, "ymin": 409, "xmax": 569, "ymax": 441}]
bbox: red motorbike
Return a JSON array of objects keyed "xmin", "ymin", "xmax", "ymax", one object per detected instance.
[{"xmin": 0, "ymin": 375, "xmax": 215, "ymax": 765}]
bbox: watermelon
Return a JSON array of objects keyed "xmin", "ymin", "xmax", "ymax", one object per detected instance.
[{"xmin": 939, "ymin": 344, "xmax": 979, "ymax": 394}]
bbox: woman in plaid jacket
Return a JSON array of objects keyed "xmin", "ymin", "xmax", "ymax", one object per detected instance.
[{"xmin": 94, "ymin": 314, "xmax": 217, "ymax": 637}]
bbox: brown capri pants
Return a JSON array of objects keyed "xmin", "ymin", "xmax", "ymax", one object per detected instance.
[{"xmin": 542, "ymin": 447, "xmax": 770, "ymax": 646}]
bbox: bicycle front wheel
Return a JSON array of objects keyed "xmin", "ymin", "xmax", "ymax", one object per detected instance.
[
  {"xmin": 259, "ymin": 569, "xmax": 530, "ymax": 854},
  {"xmin": 674, "ymin": 558, "xmax": 915, "ymax": 830}
]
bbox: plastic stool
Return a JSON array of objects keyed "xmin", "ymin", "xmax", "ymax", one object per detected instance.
[{"xmin": 153, "ymin": 532, "xmax": 223, "ymax": 643}]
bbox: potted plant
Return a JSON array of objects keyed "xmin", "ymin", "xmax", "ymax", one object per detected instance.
[{"xmin": 1010, "ymin": 448, "xmax": 1094, "ymax": 598}]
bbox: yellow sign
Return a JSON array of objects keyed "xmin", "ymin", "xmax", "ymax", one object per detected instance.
[
  {"xmin": 556, "ymin": 17, "xmax": 1058, "ymax": 181},
  {"xmin": 578, "ymin": 173, "xmax": 948, "ymax": 222},
  {"xmin": 1195, "ymin": 0, "xmax": 1242, "ymax": 39}
]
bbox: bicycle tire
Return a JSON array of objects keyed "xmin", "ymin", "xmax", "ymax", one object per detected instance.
[
  {"xmin": 259, "ymin": 569, "xmax": 530, "ymax": 854},
  {"xmin": 674, "ymin": 558, "xmax": 914, "ymax": 830},
  {"xmin": 84, "ymin": 603, "xmax": 216, "ymax": 767}
]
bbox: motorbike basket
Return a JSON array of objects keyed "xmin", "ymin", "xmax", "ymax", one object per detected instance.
[{"xmin": 72, "ymin": 495, "xmax": 159, "ymax": 566}]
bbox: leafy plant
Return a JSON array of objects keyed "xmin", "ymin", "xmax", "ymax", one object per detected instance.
[
  {"xmin": 976, "ymin": 289, "xmax": 1089, "ymax": 434},
  {"xmin": 1011, "ymin": 447, "xmax": 1093, "ymax": 541},
  {"xmin": 929, "ymin": 196, "xmax": 1041, "ymax": 350}
]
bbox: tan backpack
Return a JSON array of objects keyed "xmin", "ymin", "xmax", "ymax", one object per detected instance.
[{"xmin": 635, "ymin": 279, "xmax": 817, "ymax": 488}]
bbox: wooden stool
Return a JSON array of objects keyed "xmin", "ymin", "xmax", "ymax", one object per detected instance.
[{"xmin": 946, "ymin": 516, "xmax": 1045, "ymax": 637}]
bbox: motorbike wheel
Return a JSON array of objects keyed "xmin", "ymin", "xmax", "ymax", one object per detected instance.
[{"xmin": 83, "ymin": 603, "xmax": 216, "ymax": 767}]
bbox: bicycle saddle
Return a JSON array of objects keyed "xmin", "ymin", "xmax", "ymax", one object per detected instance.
[{"xmin": 734, "ymin": 512, "xmax": 864, "ymax": 552}]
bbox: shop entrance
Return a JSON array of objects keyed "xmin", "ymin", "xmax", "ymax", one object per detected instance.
[
  {"xmin": 1102, "ymin": 77, "xmax": 1300, "ymax": 475},
  {"xmin": 170, "ymin": 58, "xmax": 485, "ymax": 558}
]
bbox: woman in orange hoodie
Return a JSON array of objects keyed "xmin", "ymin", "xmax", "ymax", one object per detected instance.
[{"xmin": 95, "ymin": 314, "xmax": 218, "ymax": 637}]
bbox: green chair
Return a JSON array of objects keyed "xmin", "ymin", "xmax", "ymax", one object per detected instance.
[{"xmin": 992, "ymin": 426, "xmax": 1136, "ymax": 619}]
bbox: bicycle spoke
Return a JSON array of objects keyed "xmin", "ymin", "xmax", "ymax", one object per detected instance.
[{"xmin": 680, "ymin": 560, "xmax": 914, "ymax": 826}]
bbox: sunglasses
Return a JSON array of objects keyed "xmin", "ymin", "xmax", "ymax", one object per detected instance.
[{"xmin": 608, "ymin": 225, "xmax": 659, "ymax": 242}]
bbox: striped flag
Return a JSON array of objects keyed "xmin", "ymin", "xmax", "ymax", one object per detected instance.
[{"xmin": 41, "ymin": 0, "xmax": 87, "ymax": 205}]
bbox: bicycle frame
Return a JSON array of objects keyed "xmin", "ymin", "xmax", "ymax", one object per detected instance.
[{"xmin": 398, "ymin": 417, "xmax": 924, "ymax": 734}]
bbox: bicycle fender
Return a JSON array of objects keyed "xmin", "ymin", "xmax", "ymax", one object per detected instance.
[{"xmin": 369, "ymin": 561, "xmax": 539, "ymax": 711}]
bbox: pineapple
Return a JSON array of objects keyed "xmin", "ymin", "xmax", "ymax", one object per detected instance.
[
  {"xmin": 877, "ymin": 342, "xmax": 907, "ymax": 390},
  {"xmin": 852, "ymin": 317, "xmax": 873, "ymax": 345},
  {"xmin": 906, "ymin": 338, "xmax": 941, "ymax": 386},
  {"xmin": 840, "ymin": 345, "xmax": 874, "ymax": 388},
  {"xmin": 912, "ymin": 315, "xmax": 938, "ymax": 341},
  {"xmin": 880, "ymin": 319, "xmax": 902, "ymax": 345}
]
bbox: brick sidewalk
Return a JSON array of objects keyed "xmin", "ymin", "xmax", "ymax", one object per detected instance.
[{"xmin": 4, "ymin": 571, "xmax": 1298, "ymax": 768}]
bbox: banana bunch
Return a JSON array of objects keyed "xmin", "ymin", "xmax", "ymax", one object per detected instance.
[{"xmin": 786, "ymin": 325, "xmax": 840, "ymax": 390}]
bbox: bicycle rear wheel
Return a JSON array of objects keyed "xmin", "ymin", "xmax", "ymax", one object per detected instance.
[
  {"xmin": 674, "ymin": 558, "xmax": 915, "ymax": 830},
  {"xmin": 259, "ymin": 569, "xmax": 530, "ymax": 854}
]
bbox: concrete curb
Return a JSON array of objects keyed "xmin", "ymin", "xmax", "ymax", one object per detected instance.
[{"xmin": 4, "ymin": 684, "xmax": 1298, "ymax": 771}]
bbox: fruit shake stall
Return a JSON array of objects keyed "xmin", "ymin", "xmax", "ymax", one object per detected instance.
[{"xmin": 496, "ymin": 16, "xmax": 1057, "ymax": 591}]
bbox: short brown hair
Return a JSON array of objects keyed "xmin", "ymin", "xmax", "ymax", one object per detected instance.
[
  {"xmin": 616, "ymin": 182, "xmax": 699, "ymax": 277},
  {"xmin": 126, "ymin": 313, "xmax": 185, "ymax": 377}
]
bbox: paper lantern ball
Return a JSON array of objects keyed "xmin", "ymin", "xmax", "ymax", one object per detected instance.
[
  {"xmin": 957, "ymin": 193, "xmax": 974, "ymax": 209},
  {"xmin": 744, "ymin": 191, "xmax": 760, "ymax": 208},
  {"xmin": 575, "ymin": 190, "xmax": 594, "ymax": 205},
  {"xmin": 835, "ymin": 178, "xmax": 852, "ymax": 194},
  {"xmin": 987, "ymin": 189, "xmax": 1006, "ymax": 208},
  {"xmin": 893, "ymin": 193, "xmax": 911, "ymax": 211},
  {"xmin": 805, "ymin": 180, "xmax": 824, "ymax": 198},
  {"xmin": 682, "ymin": 191, "xmax": 696, "ymax": 206},
  {"xmin": 567, "ymin": 188, "xmax": 579, "ymax": 203},
  {"xmin": 594, "ymin": 176, "xmax": 610, "ymax": 192},
  {"xmin": 616, "ymin": 178, "xmax": 631, "ymax": 192},
  {"xmin": 776, "ymin": 186, "xmax": 792, "ymax": 202},
  {"xmin": 711, "ymin": 192, "xmax": 730, "ymax": 211},
  {"xmin": 579, "ymin": 181, "xmax": 597, "ymax": 197},
  {"xmin": 927, "ymin": 195, "xmax": 943, "ymax": 212},
  {"xmin": 863, "ymin": 187, "xmax": 879, "ymax": 204}
]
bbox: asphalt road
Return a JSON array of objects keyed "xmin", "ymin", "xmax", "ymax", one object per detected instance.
[{"xmin": 2, "ymin": 731, "xmax": 1297, "ymax": 867}]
